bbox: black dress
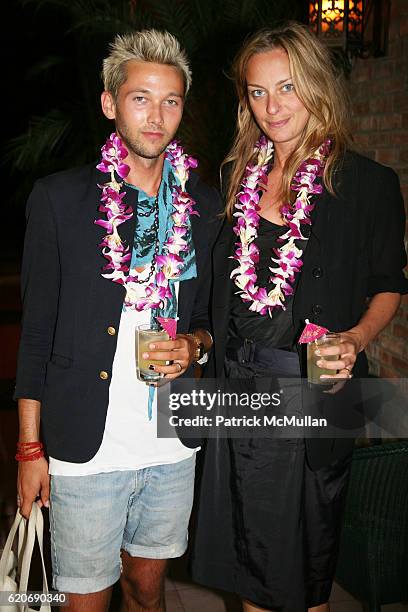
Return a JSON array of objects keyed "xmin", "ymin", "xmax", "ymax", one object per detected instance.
[{"xmin": 191, "ymin": 218, "xmax": 352, "ymax": 611}]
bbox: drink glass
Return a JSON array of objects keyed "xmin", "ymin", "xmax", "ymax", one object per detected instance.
[
  {"xmin": 136, "ymin": 323, "xmax": 169, "ymax": 383},
  {"xmin": 307, "ymin": 333, "xmax": 340, "ymax": 385}
]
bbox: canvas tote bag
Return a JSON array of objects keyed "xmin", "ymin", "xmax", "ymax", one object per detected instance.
[{"xmin": 0, "ymin": 503, "xmax": 51, "ymax": 611}]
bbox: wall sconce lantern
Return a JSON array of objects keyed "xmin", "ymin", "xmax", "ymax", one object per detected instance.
[{"xmin": 309, "ymin": 0, "xmax": 390, "ymax": 58}]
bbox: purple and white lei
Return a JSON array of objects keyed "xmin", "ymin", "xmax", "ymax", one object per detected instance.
[
  {"xmin": 231, "ymin": 135, "xmax": 331, "ymax": 316},
  {"xmin": 95, "ymin": 133, "xmax": 198, "ymax": 310}
]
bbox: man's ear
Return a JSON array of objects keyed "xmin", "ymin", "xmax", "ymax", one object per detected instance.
[{"xmin": 101, "ymin": 91, "xmax": 116, "ymax": 120}]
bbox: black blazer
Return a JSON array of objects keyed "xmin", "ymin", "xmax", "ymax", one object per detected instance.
[
  {"xmin": 207, "ymin": 151, "xmax": 408, "ymax": 468},
  {"xmin": 14, "ymin": 163, "xmax": 220, "ymax": 462}
]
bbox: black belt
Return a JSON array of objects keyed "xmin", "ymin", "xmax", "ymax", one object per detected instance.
[{"xmin": 225, "ymin": 339, "xmax": 300, "ymax": 376}]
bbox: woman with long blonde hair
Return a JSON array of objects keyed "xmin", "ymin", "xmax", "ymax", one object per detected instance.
[{"xmin": 191, "ymin": 22, "xmax": 407, "ymax": 612}]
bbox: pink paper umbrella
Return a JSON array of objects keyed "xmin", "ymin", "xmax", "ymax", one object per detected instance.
[
  {"xmin": 156, "ymin": 317, "xmax": 178, "ymax": 340},
  {"xmin": 298, "ymin": 319, "xmax": 329, "ymax": 344}
]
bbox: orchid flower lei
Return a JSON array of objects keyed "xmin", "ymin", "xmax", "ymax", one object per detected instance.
[
  {"xmin": 95, "ymin": 133, "xmax": 198, "ymax": 310},
  {"xmin": 231, "ymin": 135, "xmax": 331, "ymax": 316}
]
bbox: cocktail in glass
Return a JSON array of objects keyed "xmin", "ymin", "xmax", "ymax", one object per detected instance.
[
  {"xmin": 307, "ymin": 333, "xmax": 340, "ymax": 385},
  {"xmin": 136, "ymin": 323, "xmax": 169, "ymax": 383}
]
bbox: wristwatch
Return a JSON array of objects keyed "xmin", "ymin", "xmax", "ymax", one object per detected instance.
[{"xmin": 187, "ymin": 333, "xmax": 205, "ymax": 362}]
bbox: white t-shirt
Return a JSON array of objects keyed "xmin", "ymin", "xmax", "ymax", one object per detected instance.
[{"xmin": 49, "ymin": 286, "xmax": 195, "ymax": 476}]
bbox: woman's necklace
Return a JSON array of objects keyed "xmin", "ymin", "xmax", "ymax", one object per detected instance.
[
  {"xmin": 95, "ymin": 132, "xmax": 198, "ymax": 310},
  {"xmin": 231, "ymin": 136, "xmax": 331, "ymax": 316}
]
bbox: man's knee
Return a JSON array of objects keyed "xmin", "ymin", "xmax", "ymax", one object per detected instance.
[
  {"xmin": 121, "ymin": 575, "xmax": 163, "ymax": 609},
  {"xmin": 120, "ymin": 552, "xmax": 167, "ymax": 608}
]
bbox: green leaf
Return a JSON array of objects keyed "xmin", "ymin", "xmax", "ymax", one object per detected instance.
[
  {"xmin": 4, "ymin": 110, "xmax": 72, "ymax": 172},
  {"xmin": 26, "ymin": 55, "xmax": 66, "ymax": 80}
]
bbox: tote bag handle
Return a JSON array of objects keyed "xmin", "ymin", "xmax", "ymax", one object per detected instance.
[
  {"xmin": 19, "ymin": 504, "xmax": 50, "ymax": 609},
  {"xmin": 0, "ymin": 504, "xmax": 51, "ymax": 612}
]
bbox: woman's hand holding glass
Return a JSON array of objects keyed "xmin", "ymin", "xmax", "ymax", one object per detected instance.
[{"xmin": 317, "ymin": 330, "xmax": 363, "ymax": 380}]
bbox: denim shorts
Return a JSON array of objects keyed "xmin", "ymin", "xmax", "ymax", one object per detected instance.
[{"xmin": 49, "ymin": 455, "xmax": 196, "ymax": 594}]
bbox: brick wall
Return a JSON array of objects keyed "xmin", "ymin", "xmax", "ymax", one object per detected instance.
[{"xmin": 348, "ymin": 0, "xmax": 408, "ymax": 377}]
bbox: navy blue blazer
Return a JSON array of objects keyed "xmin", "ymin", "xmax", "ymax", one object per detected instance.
[{"xmin": 14, "ymin": 163, "xmax": 221, "ymax": 462}]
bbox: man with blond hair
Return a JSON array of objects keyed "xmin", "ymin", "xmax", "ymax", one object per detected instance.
[{"xmin": 15, "ymin": 29, "xmax": 218, "ymax": 611}]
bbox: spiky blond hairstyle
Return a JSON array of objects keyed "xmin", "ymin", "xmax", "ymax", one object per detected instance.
[{"xmin": 102, "ymin": 29, "xmax": 192, "ymax": 98}]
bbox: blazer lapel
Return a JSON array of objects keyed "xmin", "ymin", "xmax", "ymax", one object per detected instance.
[
  {"xmin": 213, "ymin": 219, "xmax": 235, "ymax": 281},
  {"xmin": 94, "ymin": 167, "xmax": 138, "ymax": 267},
  {"xmin": 177, "ymin": 175, "xmax": 214, "ymax": 332},
  {"xmin": 299, "ymin": 188, "xmax": 330, "ymax": 269},
  {"xmin": 177, "ymin": 207, "xmax": 209, "ymax": 330},
  {"xmin": 212, "ymin": 218, "xmax": 235, "ymax": 375}
]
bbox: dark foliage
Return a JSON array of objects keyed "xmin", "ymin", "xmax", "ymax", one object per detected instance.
[{"xmin": 6, "ymin": 0, "xmax": 305, "ymax": 195}]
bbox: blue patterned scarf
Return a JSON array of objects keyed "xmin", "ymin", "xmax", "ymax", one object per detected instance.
[{"xmin": 125, "ymin": 158, "xmax": 197, "ymax": 417}]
